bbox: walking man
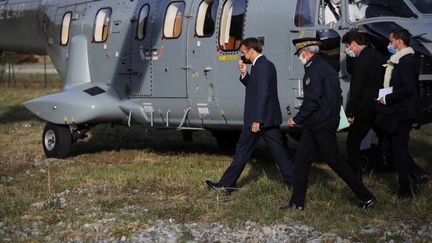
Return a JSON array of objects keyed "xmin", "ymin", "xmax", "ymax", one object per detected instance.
[
  {"xmin": 342, "ymin": 30, "xmax": 384, "ymax": 180},
  {"xmin": 281, "ymin": 38, "xmax": 376, "ymax": 210},
  {"xmin": 205, "ymin": 37, "xmax": 294, "ymax": 194},
  {"xmin": 378, "ymin": 28, "xmax": 430, "ymax": 200}
]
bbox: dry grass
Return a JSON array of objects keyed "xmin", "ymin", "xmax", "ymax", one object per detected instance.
[{"xmin": 0, "ymin": 78, "xmax": 431, "ymax": 241}]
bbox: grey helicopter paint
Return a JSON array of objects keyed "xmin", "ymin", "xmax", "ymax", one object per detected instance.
[{"xmin": 0, "ymin": 0, "xmax": 431, "ymax": 158}]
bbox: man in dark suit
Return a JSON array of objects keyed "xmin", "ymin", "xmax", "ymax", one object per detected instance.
[
  {"xmin": 205, "ymin": 37, "xmax": 294, "ymax": 193},
  {"xmin": 342, "ymin": 30, "xmax": 384, "ymax": 180},
  {"xmin": 378, "ymin": 28, "xmax": 430, "ymax": 200},
  {"xmin": 281, "ymin": 38, "xmax": 376, "ymax": 210}
]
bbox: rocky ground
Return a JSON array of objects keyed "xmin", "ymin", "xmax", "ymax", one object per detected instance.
[{"xmin": 1, "ymin": 197, "xmax": 431, "ymax": 243}]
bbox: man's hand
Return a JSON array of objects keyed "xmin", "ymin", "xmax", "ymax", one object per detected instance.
[
  {"xmin": 347, "ymin": 117, "xmax": 354, "ymax": 124},
  {"xmin": 252, "ymin": 122, "xmax": 260, "ymax": 133},
  {"xmin": 378, "ymin": 97, "xmax": 385, "ymax": 105},
  {"xmin": 288, "ymin": 118, "xmax": 296, "ymax": 127},
  {"xmin": 238, "ymin": 60, "xmax": 247, "ymax": 77}
]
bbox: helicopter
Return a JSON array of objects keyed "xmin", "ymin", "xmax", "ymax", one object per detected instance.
[{"xmin": 0, "ymin": 0, "xmax": 431, "ymax": 158}]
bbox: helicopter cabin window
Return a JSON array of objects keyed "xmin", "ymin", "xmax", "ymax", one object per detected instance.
[
  {"xmin": 295, "ymin": 0, "xmax": 317, "ymax": 27},
  {"xmin": 93, "ymin": 8, "xmax": 112, "ymax": 43},
  {"xmin": 137, "ymin": 5, "xmax": 150, "ymax": 40},
  {"xmin": 196, "ymin": 0, "xmax": 218, "ymax": 37},
  {"xmin": 163, "ymin": 2, "xmax": 185, "ymax": 39},
  {"xmin": 60, "ymin": 12, "xmax": 72, "ymax": 46},
  {"xmin": 219, "ymin": 0, "xmax": 246, "ymax": 51}
]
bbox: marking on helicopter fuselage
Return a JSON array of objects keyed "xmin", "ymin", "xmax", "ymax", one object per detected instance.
[
  {"xmin": 0, "ymin": 4, "xmax": 25, "ymax": 20},
  {"xmin": 300, "ymin": 29, "xmax": 305, "ymax": 38},
  {"xmin": 218, "ymin": 55, "xmax": 238, "ymax": 61},
  {"xmin": 197, "ymin": 103, "xmax": 209, "ymax": 116}
]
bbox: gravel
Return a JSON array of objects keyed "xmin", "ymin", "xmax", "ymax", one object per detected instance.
[{"xmin": 2, "ymin": 217, "xmax": 431, "ymax": 242}]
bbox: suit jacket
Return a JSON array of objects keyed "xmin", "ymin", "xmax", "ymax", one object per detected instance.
[
  {"xmin": 385, "ymin": 53, "xmax": 420, "ymax": 122},
  {"xmin": 293, "ymin": 54, "xmax": 342, "ymax": 131},
  {"xmin": 240, "ymin": 55, "xmax": 282, "ymax": 128},
  {"xmin": 346, "ymin": 46, "xmax": 384, "ymax": 118}
]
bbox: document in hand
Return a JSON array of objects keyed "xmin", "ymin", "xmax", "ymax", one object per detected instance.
[
  {"xmin": 377, "ymin": 87, "xmax": 393, "ymax": 100},
  {"xmin": 338, "ymin": 106, "xmax": 350, "ymax": 132}
]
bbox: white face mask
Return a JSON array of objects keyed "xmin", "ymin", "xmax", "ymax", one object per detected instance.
[{"xmin": 299, "ymin": 53, "xmax": 308, "ymax": 65}]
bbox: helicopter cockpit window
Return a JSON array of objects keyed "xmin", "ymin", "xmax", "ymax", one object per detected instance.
[
  {"xmin": 163, "ymin": 2, "xmax": 185, "ymax": 39},
  {"xmin": 295, "ymin": 0, "xmax": 317, "ymax": 27},
  {"xmin": 361, "ymin": 0, "xmax": 417, "ymax": 19},
  {"xmin": 93, "ymin": 8, "xmax": 112, "ymax": 43},
  {"xmin": 196, "ymin": 0, "xmax": 218, "ymax": 37},
  {"xmin": 60, "ymin": 12, "xmax": 72, "ymax": 46},
  {"xmin": 410, "ymin": 0, "xmax": 432, "ymax": 14},
  {"xmin": 219, "ymin": 0, "xmax": 247, "ymax": 51},
  {"xmin": 137, "ymin": 5, "xmax": 150, "ymax": 40}
]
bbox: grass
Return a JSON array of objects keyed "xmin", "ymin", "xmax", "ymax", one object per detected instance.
[{"xmin": 0, "ymin": 77, "xmax": 431, "ymax": 241}]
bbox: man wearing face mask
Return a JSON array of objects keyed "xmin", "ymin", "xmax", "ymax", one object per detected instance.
[
  {"xmin": 280, "ymin": 38, "xmax": 376, "ymax": 210},
  {"xmin": 205, "ymin": 37, "xmax": 294, "ymax": 194},
  {"xmin": 341, "ymin": 30, "xmax": 384, "ymax": 180},
  {"xmin": 378, "ymin": 28, "xmax": 430, "ymax": 201}
]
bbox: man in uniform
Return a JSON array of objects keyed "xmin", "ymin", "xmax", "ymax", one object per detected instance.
[
  {"xmin": 280, "ymin": 38, "xmax": 376, "ymax": 210},
  {"xmin": 342, "ymin": 30, "xmax": 384, "ymax": 180},
  {"xmin": 205, "ymin": 37, "xmax": 294, "ymax": 194}
]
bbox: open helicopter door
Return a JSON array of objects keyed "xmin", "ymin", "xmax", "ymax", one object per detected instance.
[
  {"xmin": 343, "ymin": 1, "xmax": 432, "ymax": 125},
  {"xmin": 288, "ymin": 0, "xmax": 323, "ymax": 111}
]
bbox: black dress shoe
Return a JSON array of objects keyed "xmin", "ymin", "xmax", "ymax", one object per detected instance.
[
  {"xmin": 205, "ymin": 180, "xmax": 233, "ymax": 195},
  {"xmin": 279, "ymin": 203, "xmax": 304, "ymax": 211},
  {"xmin": 414, "ymin": 174, "xmax": 430, "ymax": 193},
  {"xmin": 359, "ymin": 197, "xmax": 376, "ymax": 209},
  {"xmin": 206, "ymin": 180, "xmax": 223, "ymax": 189}
]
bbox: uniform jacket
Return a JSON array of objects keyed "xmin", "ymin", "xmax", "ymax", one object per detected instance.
[
  {"xmin": 240, "ymin": 55, "xmax": 282, "ymax": 128},
  {"xmin": 385, "ymin": 54, "xmax": 420, "ymax": 122},
  {"xmin": 346, "ymin": 46, "xmax": 384, "ymax": 118},
  {"xmin": 293, "ymin": 54, "xmax": 342, "ymax": 130}
]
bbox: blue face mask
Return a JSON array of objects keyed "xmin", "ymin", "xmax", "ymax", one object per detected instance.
[
  {"xmin": 346, "ymin": 47, "xmax": 356, "ymax": 58},
  {"xmin": 387, "ymin": 44, "xmax": 397, "ymax": 54}
]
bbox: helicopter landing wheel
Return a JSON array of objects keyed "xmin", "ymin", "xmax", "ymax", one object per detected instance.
[{"xmin": 42, "ymin": 123, "xmax": 72, "ymax": 158}]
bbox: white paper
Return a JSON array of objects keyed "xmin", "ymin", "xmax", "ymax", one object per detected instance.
[
  {"xmin": 337, "ymin": 106, "xmax": 350, "ymax": 132},
  {"xmin": 377, "ymin": 87, "xmax": 393, "ymax": 100}
]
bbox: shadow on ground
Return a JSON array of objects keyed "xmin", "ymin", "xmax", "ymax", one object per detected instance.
[{"xmin": 0, "ymin": 104, "xmax": 42, "ymax": 124}]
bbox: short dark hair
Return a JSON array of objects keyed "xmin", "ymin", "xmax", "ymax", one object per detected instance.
[
  {"xmin": 240, "ymin": 37, "xmax": 262, "ymax": 53},
  {"xmin": 390, "ymin": 28, "xmax": 411, "ymax": 46},
  {"xmin": 342, "ymin": 30, "xmax": 368, "ymax": 45}
]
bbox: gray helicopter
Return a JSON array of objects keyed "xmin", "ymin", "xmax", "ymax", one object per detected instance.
[{"xmin": 0, "ymin": 0, "xmax": 431, "ymax": 158}]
